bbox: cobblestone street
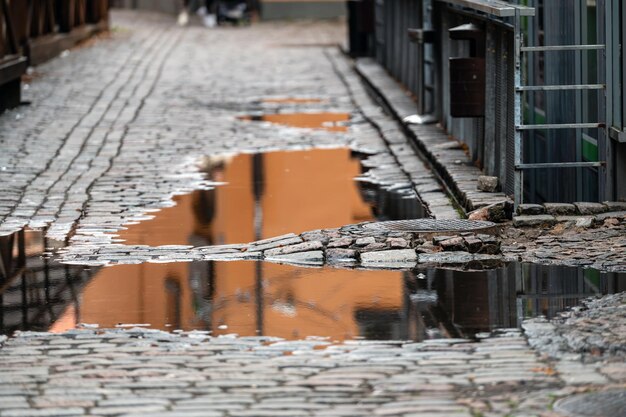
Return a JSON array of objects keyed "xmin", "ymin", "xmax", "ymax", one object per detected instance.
[
  {"xmin": 0, "ymin": 327, "xmax": 614, "ymax": 417},
  {"xmin": 0, "ymin": 9, "xmax": 625, "ymax": 417}
]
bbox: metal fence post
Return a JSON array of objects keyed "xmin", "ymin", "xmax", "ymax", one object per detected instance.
[{"xmin": 513, "ymin": 8, "xmax": 523, "ymax": 207}]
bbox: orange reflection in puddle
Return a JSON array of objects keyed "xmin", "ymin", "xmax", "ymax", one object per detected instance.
[
  {"xmin": 49, "ymin": 305, "xmax": 77, "ymax": 333},
  {"xmin": 67, "ymin": 147, "xmax": 405, "ymax": 340},
  {"xmin": 238, "ymin": 112, "xmax": 349, "ymax": 132},
  {"xmin": 77, "ymin": 262, "xmax": 404, "ymax": 341},
  {"xmin": 119, "ymin": 148, "xmax": 372, "ymax": 246}
]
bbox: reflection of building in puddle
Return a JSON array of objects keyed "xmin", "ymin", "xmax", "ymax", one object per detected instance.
[
  {"xmin": 120, "ymin": 148, "xmax": 373, "ymax": 246},
  {"xmin": 73, "ymin": 147, "xmax": 388, "ymax": 336},
  {"xmin": 54, "ymin": 258, "xmax": 626, "ymax": 341},
  {"xmin": 213, "ymin": 264, "xmax": 403, "ymax": 340},
  {"xmin": 425, "ymin": 264, "xmax": 626, "ymax": 335},
  {"xmin": 237, "ymin": 112, "xmax": 350, "ymax": 132},
  {"xmin": 2, "ymin": 146, "xmax": 624, "ymax": 337},
  {"xmin": 0, "ymin": 230, "xmax": 95, "ymax": 334},
  {"xmin": 2, "ymin": 226, "xmax": 625, "ymax": 338}
]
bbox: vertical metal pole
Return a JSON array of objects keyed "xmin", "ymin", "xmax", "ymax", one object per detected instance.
[
  {"xmin": 43, "ymin": 235, "xmax": 53, "ymax": 322},
  {"xmin": 575, "ymin": 1, "xmax": 584, "ymax": 200},
  {"xmin": 597, "ymin": 0, "xmax": 610, "ymax": 201},
  {"xmin": 514, "ymin": 9, "xmax": 523, "ymax": 207},
  {"xmin": 20, "ymin": 267, "xmax": 27, "ymax": 330},
  {"xmin": 0, "ymin": 291, "xmax": 3, "ymax": 332},
  {"xmin": 252, "ymin": 154, "xmax": 264, "ymax": 336},
  {"xmin": 17, "ymin": 230, "xmax": 25, "ymax": 269}
]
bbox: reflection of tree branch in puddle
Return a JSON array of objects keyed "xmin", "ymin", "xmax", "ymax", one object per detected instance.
[{"xmin": 210, "ymin": 289, "xmax": 352, "ymax": 334}]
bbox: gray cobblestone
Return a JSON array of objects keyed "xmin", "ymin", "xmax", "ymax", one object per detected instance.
[
  {"xmin": 0, "ymin": 9, "xmax": 623, "ymax": 417},
  {"xmin": 0, "ymin": 327, "xmax": 617, "ymax": 417}
]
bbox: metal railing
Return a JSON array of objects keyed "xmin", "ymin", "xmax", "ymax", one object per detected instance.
[{"xmin": 514, "ymin": 37, "xmax": 607, "ymax": 206}]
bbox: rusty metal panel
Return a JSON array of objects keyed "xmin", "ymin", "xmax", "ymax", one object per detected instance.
[{"xmin": 450, "ymin": 57, "xmax": 485, "ymax": 117}]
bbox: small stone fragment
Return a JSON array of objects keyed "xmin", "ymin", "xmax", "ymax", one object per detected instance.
[
  {"xmin": 386, "ymin": 237, "xmax": 408, "ymax": 248},
  {"xmin": 468, "ymin": 206, "xmax": 488, "ymax": 221},
  {"xmin": 544, "ymin": 203, "xmax": 577, "ymax": 215},
  {"xmin": 418, "ymin": 251, "xmax": 474, "ymax": 264},
  {"xmin": 575, "ymin": 217, "xmax": 594, "ymax": 228},
  {"xmin": 265, "ymin": 250, "xmax": 324, "ymax": 265},
  {"xmin": 326, "ymin": 248, "xmax": 357, "ymax": 262},
  {"xmin": 517, "ymin": 203, "xmax": 545, "ymax": 216},
  {"xmin": 477, "ymin": 175, "xmax": 499, "ymax": 192},
  {"xmin": 327, "ymin": 237, "xmax": 354, "ymax": 248},
  {"xmin": 432, "ymin": 235, "xmax": 456, "ymax": 245},
  {"xmin": 513, "ymin": 215, "xmax": 557, "ymax": 228},
  {"xmin": 463, "ymin": 236, "xmax": 483, "ymax": 253},
  {"xmin": 363, "ymin": 242, "xmax": 387, "ymax": 251},
  {"xmin": 354, "ymin": 237, "xmax": 376, "ymax": 247},
  {"xmin": 603, "ymin": 201, "xmax": 626, "ymax": 212},
  {"xmin": 301, "ymin": 231, "xmax": 330, "ymax": 244},
  {"xmin": 574, "ymin": 202, "xmax": 607, "ymax": 215},
  {"xmin": 360, "ymin": 249, "xmax": 418, "ymax": 263},
  {"xmin": 468, "ymin": 201, "xmax": 512, "ymax": 222},
  {"xmin": 265, "ymin": 241, "xmax": 324, "ymax": 256},
  {"xmin": 478, "ymin": 243, "xmax": 501, "ymax": 255},
  {"xmin": 439, "ymin": 237, "xmax": 466, "ymax": 252}
]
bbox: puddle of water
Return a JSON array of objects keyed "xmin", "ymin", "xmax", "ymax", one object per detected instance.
[
  {"xmin": 120, "ymin": 148, "xmax": 376, "ymax": 246},
  {"xmin": 238, "ymin": 112, "xmax": 349, "ymax": 132},
  {"xmin": 2, "ymin": 144, "xmax": 622, "ymax": 339},
  {"xmin": 2, "ymin": 230, "xmax": 625, "ymax": 339}
]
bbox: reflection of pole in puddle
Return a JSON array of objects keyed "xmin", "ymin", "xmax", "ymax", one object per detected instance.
[
  {"xmin": 0, "ymin": 229, "xmax": 96, "ymax": 334},
  {"xmin": 252, "ymin": 153, "xmax": 264, "ymax": 336},
  {"xmin": 405, "ymin": 270, "xmax": 462, "ymax": 341},
  {"xmin": 0, "ymin": 230, "xmax": 26, "ymax": 331}
]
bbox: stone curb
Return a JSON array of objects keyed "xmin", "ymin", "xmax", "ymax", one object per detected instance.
[
  {"xmin": 513, "ymin": 210, "xmax": 626, "ymax": 228},
  {"xmin": 353, "ymin": 58, "xmax": 512, "ymax": 217},
  {"xmin": 326, "ymin": 50, "xmax": 461, "ymax": 220},
  {"xmin": 517, "ymin": 202, "xmax": 626, "ymax": 216}
]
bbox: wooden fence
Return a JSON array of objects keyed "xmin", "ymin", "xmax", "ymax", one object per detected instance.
[{"xmin": 0, "ymin": 0, "xmax": 109, "ymax": 112}]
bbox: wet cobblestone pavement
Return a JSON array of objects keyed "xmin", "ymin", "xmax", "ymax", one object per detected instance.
[
  {"xmin": 502, "ymin": 219, "xmax": 626, "ymax": 273},
  {"xmin": 0, "ymin": 10, "xmax": 625, "ymax": 417},
  {"xmin": 0, "ymin": 11, "xmax": 454, "ymax": 250},
  {"xmin": 0, "ymin": 327, "xmax": 622, "ymax": 417}
]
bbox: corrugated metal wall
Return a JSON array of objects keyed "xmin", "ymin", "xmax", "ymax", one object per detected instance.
[
  {"xmin": 373, "ymin": 1, "xmax": 516, "ymax": 192},
  {"xmin": 375, "ymin": 0, "xmax": 420, "ymax": 97}
]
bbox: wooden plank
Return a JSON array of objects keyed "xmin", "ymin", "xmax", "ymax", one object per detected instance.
[{"xmin": 0, "ymin": 0, "xmax": 5, "ymax": 58}]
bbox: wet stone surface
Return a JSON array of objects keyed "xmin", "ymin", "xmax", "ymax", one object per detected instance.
[
  {"xmin": 501, "ymin": 216, "xmax": 626, "ymax": 272},
  {"xmin": 523, "ymin": 292, "xmax": 626, "ymax": 362},
  {"xmin": 0, "ymin": 8, "xmax": 619, "ymax": 279},
  {"xmin": 0, "ymin": 10, "xmax": 625, "ymax": 417},
  {"xmin": 0, "ymin": 327, "xmax": 609, "ymax": 417},
  {"xmin": 0, "ymin": 10, "xmax": 456, "ymax": 258},
  {"xmin": 58, "ymin": 220, "xmax": 506, "ymax": 270}
]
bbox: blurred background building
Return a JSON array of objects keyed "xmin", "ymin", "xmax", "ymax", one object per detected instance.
[{"xmin": 110, "ymin": 0, "xmax": 346, "ymax": 20}]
